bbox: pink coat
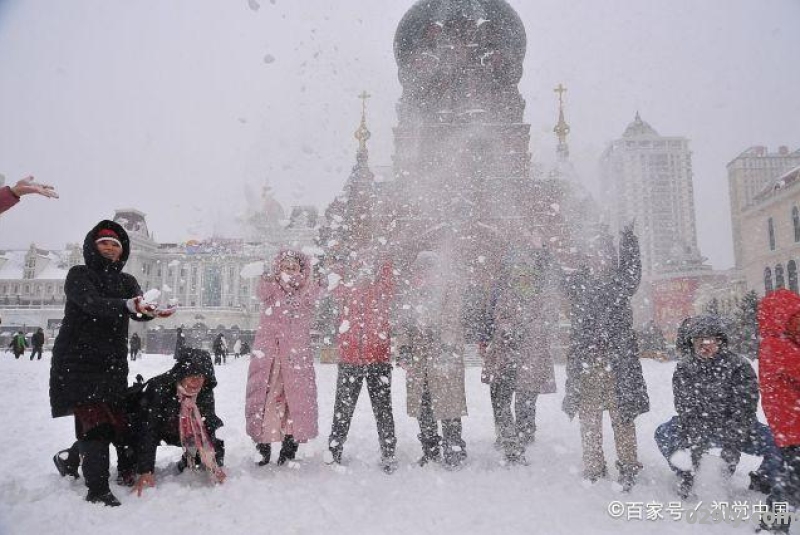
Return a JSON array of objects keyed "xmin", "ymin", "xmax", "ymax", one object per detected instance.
[
  {"xmin": 245, "ymin": 251, "xmax": 322, "ymax": 443},
  {"xmin": 0, "ymin": 187, "xmax": 20, "ymax": 215}
]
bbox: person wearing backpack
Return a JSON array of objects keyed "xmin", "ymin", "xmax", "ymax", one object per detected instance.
[{"xmin": 9, "ymin": 331, "xmax": 27, "ymax": 359}]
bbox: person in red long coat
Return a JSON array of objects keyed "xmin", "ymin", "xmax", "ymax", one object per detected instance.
[{"xmin": 758, "ymin": 288, "xmax": 800, "ymax": 532}]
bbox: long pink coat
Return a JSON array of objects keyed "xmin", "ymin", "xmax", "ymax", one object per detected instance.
[{"xmin": 245, "ymin": 251, "xmax": 322, "ymax": 443}]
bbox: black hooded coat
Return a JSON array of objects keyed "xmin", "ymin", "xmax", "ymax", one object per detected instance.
[
  {"xmin": 49, "ymin": 220, "xmax": 151, "ymax": 418},
  {"xmin": 134, "ymin": 348, "xmax": 223, "ymax": 474},
  {"xmin": 672, "ymin": 315, "xmax": 758, "ymax": 447},
  {"xmin": 561, "ymin": 228, "xmax": 650, "ymax": 422}
]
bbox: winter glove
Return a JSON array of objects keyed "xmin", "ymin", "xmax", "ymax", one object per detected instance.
[{"xmin": 126, "ymin": 296, "xmax": 156, "ymax": 317}]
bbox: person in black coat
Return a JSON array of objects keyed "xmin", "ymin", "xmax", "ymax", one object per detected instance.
[
  {"xmin": 561, "ymin": 224, "xmax": 650, "ymax": 490},
  {"xmin": 49, "ymin": 220, "xmax": 174, "ymax": 506},
  {"xmin": 30, "ymin": 328, "xmax": 45, "ymax": 361},
  {"xmin": 129, "ymin": 333, "xmax": 142, "ymax": 361},
  {"xmin": 133, "ymin": 347, "xmax": 226, "ymax": 496},
  {"xmin": 654, "ymin": 315, "xmax": 783, "ymax": 499}
]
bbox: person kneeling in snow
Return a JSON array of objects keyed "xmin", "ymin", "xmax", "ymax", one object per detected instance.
[
  {"xmin": 654, "ymin": 315, "xmax": 783, "ymax": 499},
  {"xmin": 132, "ymin": 347, "xmax": 226, "ymax": 496}
]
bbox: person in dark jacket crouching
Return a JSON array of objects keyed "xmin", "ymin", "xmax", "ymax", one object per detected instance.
[
  {"xmin": 133, "ymin": 347, "xmax": 226, "ymax": 497},
  {"xmin": 654, "ymin": 315, "xmax": 783, "ymax": 499},
  {"xmin": 49, "ymin": 220, "xmax": 174, "ymax": 506}
]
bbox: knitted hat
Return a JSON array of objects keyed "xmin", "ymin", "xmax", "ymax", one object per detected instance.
[{"xmin": 95, "ymin": 228, "xmax": 122, "ymax": 248}]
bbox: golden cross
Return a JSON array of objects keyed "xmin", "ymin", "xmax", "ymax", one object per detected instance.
[
  {"xmin": 554, "ymin": 83, "xmax": 567, "ymax": 107},
  {"xmin": 358, "ymin": 90, "xmax": 372, "ymax": 116}
]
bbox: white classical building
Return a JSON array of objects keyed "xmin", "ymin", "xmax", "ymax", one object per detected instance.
[
  {"xmin": 728, "ymin": 146, "xmax": 800, "ymax": 270},
  {"xmin": 738, "ymin": 165, "xmax": 800, "ymax": 296},
  {"xmin": 0, "ymin": 202, "xmax": 320, "ymax": 349}
]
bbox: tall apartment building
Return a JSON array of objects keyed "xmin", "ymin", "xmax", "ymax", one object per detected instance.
[
  {"xmin": 728, "ymin": 146, "xmax": 800, "ymax": 268},
  {"xmin": 600, "ymin": 113, "xmax": 700, "ymax": 278}
]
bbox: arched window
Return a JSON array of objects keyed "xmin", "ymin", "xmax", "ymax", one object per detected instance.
[
  {"xmin": 776, "ymin": 264, "xmax": 786, "ymax": 289},
  {"xmin": 765, "ymin": 267, "xmax": 774, "ymax": 293},
  {"xmin": 789, "ymin": 260, "xmax": 799, "ymax": 293},
  {"xmin": 768, "ymin": 217, "xmax": 776, "ymax": 250},
  {"xmin": 793, "ymin": 207, "xmax": 800, "ymax": 243}
]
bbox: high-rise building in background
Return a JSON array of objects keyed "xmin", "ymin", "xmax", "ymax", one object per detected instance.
[
  {"xmin": 600, "ymin": 113, "xmax": 701, "ymax": 278},
  {"xmin": 728, "ymin": 146, "xmax": 800, "ymax": 269}
]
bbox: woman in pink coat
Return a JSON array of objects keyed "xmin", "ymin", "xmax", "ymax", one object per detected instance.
[{"xmin": 245, "ymin": 250, "xmax": 323, "ymax": 466}]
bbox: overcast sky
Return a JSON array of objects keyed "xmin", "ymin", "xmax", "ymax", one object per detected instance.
[{"xmin": 0, "ymin": 0, "xmax": 798, "ymax": 269}]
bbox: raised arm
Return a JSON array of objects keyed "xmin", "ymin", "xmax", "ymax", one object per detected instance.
[{"xmin": 616, "ymin": 224, "xmax": 641, "ymax": 297}]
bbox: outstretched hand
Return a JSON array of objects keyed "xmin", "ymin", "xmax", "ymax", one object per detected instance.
[
  {"xmin": 133, "ymin": 473, "xmax": 155, "ymax": 497},
  {"xmin": 12, "ymin": 176, "xmax": 59, "ymax": 199}
]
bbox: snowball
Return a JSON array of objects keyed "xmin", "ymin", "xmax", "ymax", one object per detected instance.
[
  {"xmin": 339, "ymin": 320, "xmax": 351, "ymax": 334},
  {"xmin": 142, "ymin": 289, "xmax": 161, "ymax": 304},
  {"xmin": 240, "ymin": 261, "xmax": 266, "ymax": 278},
  {"xmin": 252, "ymin": 350, "xmax": 265, "ymax": 359},
  {"xmin": 327, "ymin": 272, "xmax": 342, "ymax": 291},
  {"xmin": 263, "ymin": 54, "xmax": 276, "ymax": 64},
  {"xmin": 550, "ymin": 203, "xmax": 560, "ymax": 213},
  {"xmin": 264, "ymin": 307, "xmax": 273, "ymax": 316},
  {"xmin": 669, "ymin": 449, "xmax": 694, "ymax": 472},
  {"xmin": 477, "ymin": 256, "xmax": 486, "ymax": 264}
]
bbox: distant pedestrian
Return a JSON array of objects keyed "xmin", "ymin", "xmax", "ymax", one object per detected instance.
[
  {"xmin": 129, "ymin": 333, "xmax": 142, "ymax": 361},
  {"xmin": 30, "ymin": 328, "xmax": 45, "ymax": 360},
  {"xmin": 9, "ymin": 331, "xmax": 27, "ymax": 359}
]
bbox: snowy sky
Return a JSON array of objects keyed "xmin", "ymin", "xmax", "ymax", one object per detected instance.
[{"xmin": 0, "ymin": 0, "xmax": 798, "ymax": 269}]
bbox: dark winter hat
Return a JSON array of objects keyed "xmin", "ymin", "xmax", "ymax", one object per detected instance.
[
  {"xmin": 171, "ymin": 347, "xmax": 217, "ymax": 388},
  {"xmin": 687, "ymin": 314, "xmax": 729, "ymax": 346}
]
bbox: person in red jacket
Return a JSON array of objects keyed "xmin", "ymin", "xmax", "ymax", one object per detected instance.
[
  {"xmin": 324, "ymin": 255, "xmax": 398, "ymax": 473},
  {"xmin": 757, "ymin": 288, "xmax": 800, "ymax": 533}
]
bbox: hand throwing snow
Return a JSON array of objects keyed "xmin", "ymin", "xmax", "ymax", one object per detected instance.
[{"xmin": 11, "ymin": 176, "xmax": 59, "ymax": 199}]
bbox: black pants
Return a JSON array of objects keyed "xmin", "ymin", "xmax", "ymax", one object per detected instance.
[
  {"xmin": 328, "ymin": 363, "xmax": 396, "ymax": 458},
  {"xmin": 29, "ymin": 347, "xmax": 43, "ymax": 360},
  {"xmin": 418, "ymin": 380, "xmax": 465, "ymax": 456},
  {"xmin": 490, "ymin": 367, "xmax": 538, "ymax": 446}
]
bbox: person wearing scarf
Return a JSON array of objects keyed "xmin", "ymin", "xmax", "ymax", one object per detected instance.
[{"xmin": 133, "ymin": 348, "xmax": 225, "ymax": 496}]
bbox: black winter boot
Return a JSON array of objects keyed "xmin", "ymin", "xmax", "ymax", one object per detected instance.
[
  {"xmin": 749, "ymin": 470, "xmax": 773, "ymax": 495},
  {"xmin": 256, "ymin": 443, "xmax": 271, "ymax": 466},
  {"xmin": 616, "ymin": 461, "xmax": 642, "ymax": 492},
  {"xmin": 417, "ymin": 434, "xmax": 442, "ymax": 467},
  {"xmin": 79, "ymin": 440, "xmax": 120, "ymax": 507},
  {"xmin": 277, "ymin": 435, "xmax": 298, "ymax": 466},
  {"xmin": 53, "ymin": 445, "xmax": 80, "ymax": 479}
]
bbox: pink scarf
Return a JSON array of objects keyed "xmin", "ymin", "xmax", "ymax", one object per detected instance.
[{"xmin": 177, "ymin": 385, "xmax": 223, "ymax": 480}]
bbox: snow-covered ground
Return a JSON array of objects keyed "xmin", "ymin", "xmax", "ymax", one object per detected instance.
[{"xmin": 0, "ymin": 354, "xmax": 772, "ymax": 534}]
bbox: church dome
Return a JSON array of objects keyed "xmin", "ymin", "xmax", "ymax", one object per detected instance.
[{"xmin": 394, "ymin": 0, "xmax": 526, "ymax": 85}]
